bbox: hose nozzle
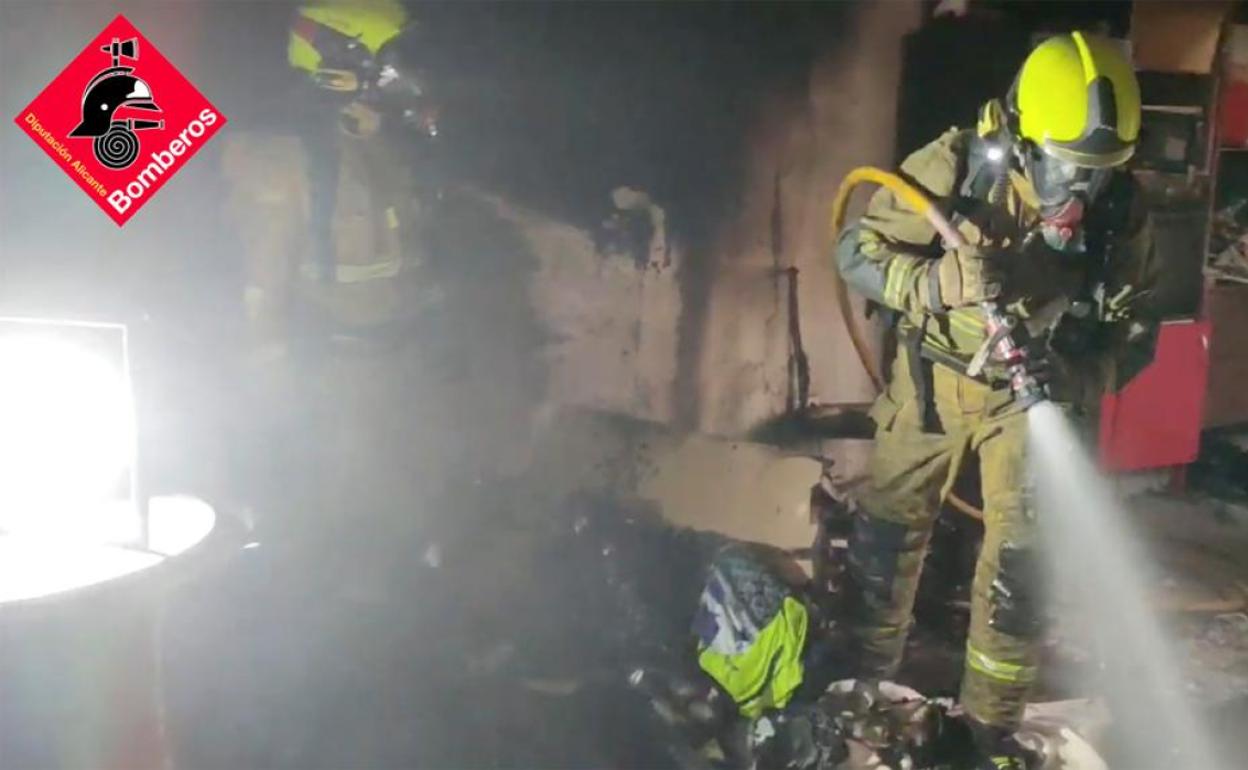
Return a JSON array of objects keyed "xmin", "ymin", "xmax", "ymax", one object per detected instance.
[{"xmin": 976, "ymin": 301, "xmax": 1048, "ymax": 410}]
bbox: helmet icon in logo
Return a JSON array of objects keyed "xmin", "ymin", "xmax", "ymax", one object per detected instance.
[{"xmin": 69, "ymin": 37, "xmax": 164, "ymax": 170}]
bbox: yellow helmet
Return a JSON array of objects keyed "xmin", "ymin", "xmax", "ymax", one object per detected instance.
[
  {"xmin": 1012, "ymin": 31, "xmax": 1140, "ymax": 168},
  {"xmin": 289, "ymin": 0, "xmax": 409, "ymax": 90}
]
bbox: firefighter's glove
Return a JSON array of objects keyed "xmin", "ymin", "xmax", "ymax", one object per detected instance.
[
  {"xmin": 932, "ymin": 244, "xmax": 1002, "ymax": 310},
  {"xmin": 1048, "ymin": 311, "xmax": 1106, "ymax": 359}
]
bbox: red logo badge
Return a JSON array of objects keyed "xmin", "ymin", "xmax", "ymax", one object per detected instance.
[{"xmin": 13, "ymin": 14, "xmax": 226, "ymax": 226}]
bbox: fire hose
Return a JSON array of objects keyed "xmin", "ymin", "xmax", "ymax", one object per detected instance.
[{"xmin": 829, "ymin": 167, "xmax": 1048, "ymax": 519}]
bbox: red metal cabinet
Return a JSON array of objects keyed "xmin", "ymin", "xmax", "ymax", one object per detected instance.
[{"xmin": 1098, "ymin": 319, "xmax": 1212, "ymax": 471}]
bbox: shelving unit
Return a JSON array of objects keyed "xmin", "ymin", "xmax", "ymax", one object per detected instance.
[{"xmin": 1203, "ymin": 11, "xmax": 1248, "ymax": 429}]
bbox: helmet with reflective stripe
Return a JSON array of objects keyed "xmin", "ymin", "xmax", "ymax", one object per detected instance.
[
  {"xmin": 1012, "ymin": 31, "xmax": 1140, "ymax": 169},
  {"xmin": 288, "ymin": 0, "xmax": 408, "ymax": 82}
]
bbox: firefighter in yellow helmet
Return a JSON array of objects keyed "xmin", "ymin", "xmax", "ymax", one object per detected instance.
[
  {"xmin": 287, "ymin": 0, "xmax": 439, "ymax": 287},
  {"xmin": 223, "ymin": 0, "xmax": 441, "ymax": 356},
  {"xmin": 835, "ymin": 32, "xmax": 1158, "ymax": 769}
]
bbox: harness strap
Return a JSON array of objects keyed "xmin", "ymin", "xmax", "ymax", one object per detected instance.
[{"xmin": 903, "ymin": 319, "xmax": 942, "ymax": 433}]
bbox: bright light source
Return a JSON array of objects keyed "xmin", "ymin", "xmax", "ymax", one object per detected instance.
[
  {"xmin": 0, "ymin": 533, "xmax": 162, "ymax": 604},
  {"xmin": 986, "ymin": 145, "xmax": 1006, "ymax": 163},
  {"xmin": 0, "ymin": 495, "xmax": 216, "ymax": 604},
  {"xmin": 0, "ymin": 323, "xmax": 135, "ymax": 539},
  {"xmin": 146, "ymin": 495, "xmax": 215, "ymax": 555},
  {"xmin": 0, "ymin": 320, "xmax": 220, "ymax": 605}
]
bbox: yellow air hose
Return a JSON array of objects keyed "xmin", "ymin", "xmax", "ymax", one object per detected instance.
[{"xmin": 830, "ymin": 167, "xmax": 982, "ymax": 520}]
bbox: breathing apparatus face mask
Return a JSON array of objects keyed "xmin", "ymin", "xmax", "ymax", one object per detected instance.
[{"xmin": 1024, "ymin": 147, "xmax": 1112, "ymax": 252}]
